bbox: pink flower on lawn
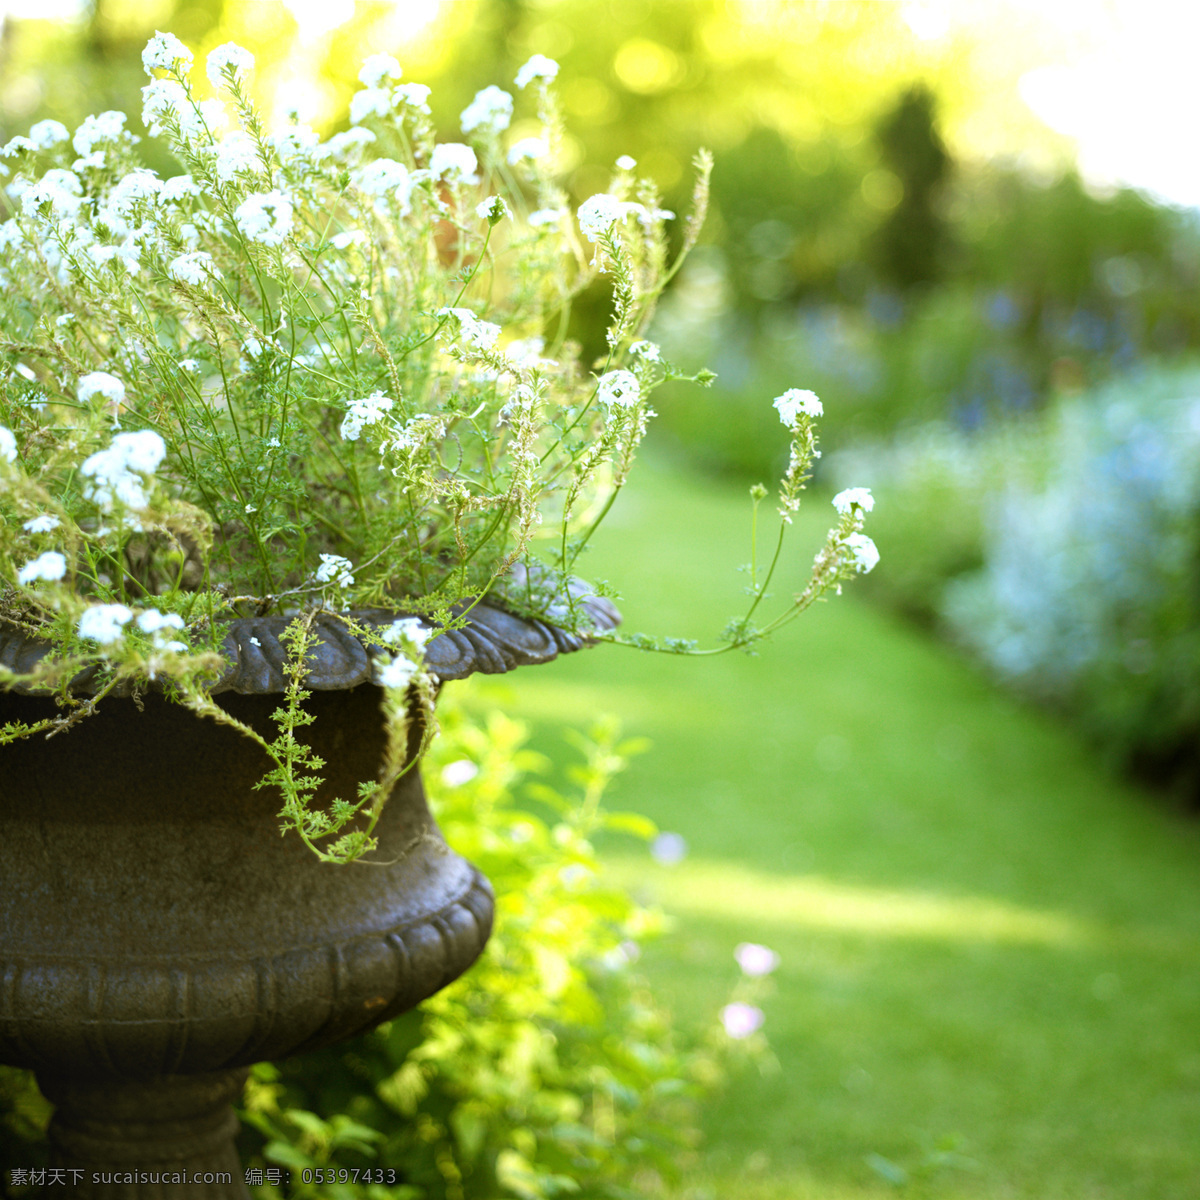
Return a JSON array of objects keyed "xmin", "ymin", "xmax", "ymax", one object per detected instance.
[
  {"xmin": 721, "ymin": 1002, "xmax": 764, "ymax": 1039},
  {"xmin": 734, "ymin": 942, "xmax": 780, "ymax": 977},
  {"xmin": 650, "ymin": 831, "xmax": 687, "ymax": 864}
]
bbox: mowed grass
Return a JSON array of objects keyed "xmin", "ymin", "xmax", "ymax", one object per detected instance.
[{"xmin": 457, "ymin": 454, "xmax": 1200, "ymax": 1200}]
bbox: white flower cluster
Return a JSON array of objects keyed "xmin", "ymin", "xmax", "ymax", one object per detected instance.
[
  {"xmin": 476, "ymin": 195, "xmax": 509, "ymax": 224},
  {"xmin": 507, "ymin": 137, "xmax": 547, "ymax": 166},
  {"xmin": 438, "ymin": 306, "xmax": 501, "ymax": 352},
  {"xmin": 77, "ymin": 603, "xmax": 133, "ymax": 645},
  {"xmin": 78, "ymin": 371, "xmax": 126, "ymax": 411},
  {"xmin": 596, "ymin": 370, "xmax": 640, "ymax": 410},
  {"xmin": 428, "ymin": 143, "xmax": 478, "ymax": 185},
  {"xmin": 773, "ymin": 388, "xmax": 823, "ymax": 425},
  {"xmin": 168, "ymin": 251, "xmax": 217, "ymax": 286},
  {"xmin": 843, "ymin": 531, "xmax": 880, "ymax": 574},
  {"xmin": 136, "ymin": 609, "xmax": 187, "ymax": 653},
  {"xmin": 17, "ymin": 551, "xmax": 67, "ymax": 585},
  {"xmin": 80, "ymin": 429, "xmax": 167, "ymax": 512},
  {"xmin": 314, "ymin": 553, "xmax": 355, "ymax": 588},
  {"xmin": 354, "ymin": 158, "xmax": 416, "ymax": 213},
  {"xmin": 577, "ymin": 193, "xmax": 627, "ymax": 243},
  {"xmin": 206, "ymin": 42, "xmax": 255, "ymax": 88},
  {"xmin": 359, "ymin": 53, "xmax": 403, "ymax": 88},
  {"xmin": 374, "ymin": 616, "xmax": 432, "ymax": 691},
  {"xmin": 340, "ymin": 391, "xmax": 394, "ymax": 441},
  {"xmin": 832, "ymin": 486, "xmax": 875, "ymax": 514},
  {"xmin": 460, "ymin": 86, "xmax": 514, "ymax": 137},
  {"xmin": 73, "ymin": 604, "xmax": 187, "ymax": 651},
  {"xmin": 515, "ymin": 54, "xmax": 559, "ymax": 89},
  {"xmin": 576, "ymin": 192, "xmax": 672, "ymax": 245},
  {"xmin": 234, "ymin": 190, "xmax": 293, "ymax": 246},
  {"xmin": 142, "ymin": 30, "xmax": 193, "ymax": 76}
]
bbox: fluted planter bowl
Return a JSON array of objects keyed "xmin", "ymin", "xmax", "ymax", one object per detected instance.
[{"xmin": 0, "ymin": 594, "xmax": 617, "ymax": 1197}]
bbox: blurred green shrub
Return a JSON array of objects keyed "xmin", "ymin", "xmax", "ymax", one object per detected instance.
[
  {"xmin": 830, "ymin": 364, "xmax": 1200, "ymax": 805},
  {"xmin": 942, "ymin": 368, "xmax": 1200, "ymax": 805},
  {"xmin": 235, "ymin": 688, "xmax": 749, "ymax": 1198}
]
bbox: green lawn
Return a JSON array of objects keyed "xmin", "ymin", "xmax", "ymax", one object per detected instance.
[{"xmin": 460, "ymin": 454, "xmax": 1200, "ymax": 1200}]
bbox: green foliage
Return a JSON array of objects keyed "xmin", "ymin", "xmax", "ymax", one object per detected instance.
[
  {"xmin": 830, "ymin": 361, "xmax": 1200, "ymax": 803},
  {"xmin": 236, "ymin": 687, "xmax": 752, "ymax": 1197}
]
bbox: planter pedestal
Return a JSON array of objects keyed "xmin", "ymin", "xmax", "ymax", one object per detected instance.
[{"xmin": 39, "ymin": 1070, "xmax": 248, "ymax": 1197}]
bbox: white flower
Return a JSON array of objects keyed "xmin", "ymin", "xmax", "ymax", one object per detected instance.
[
  {"xmin": 23, "ymin": 515, "xmax": 60, "ymax": 533},
  {"xmin": 380, "ymin": 616, "xmax": 431, "ymax": 651},
  {"xmin": 355, "ymin": 158, "xmax": 414, "ymax": 213},
  {"xmin": 314, "ymin": 553, "xmax": 355, "ymax": 588},
  {"xmin": 1, "ymin": 136, "xmax": 35, "ymax": 157},
  {"xmin": 438, "ymin": 307, "xmax": 501, "ymax": 352},
  {"xmin": 78, "ymin": 371, "xmax": 126, "ymax": 409},
  {"xmin": 515, "ymin": 54, "xmax": 559, "ymax": 89},
  {"xmin": 505, "ymin": 338, "xmax": 548, "ymax": 368},
  {"xmin": 0, "ymin": 426, "xmax": 17, "ymax": 463},
  {"xmin": 234, "ymin": 190, "xmax": 293, "ymax": 246},
  {"xmin": 650, "ymin": 831, "xmax": 687, "ymax": 864},
  {"xmin": 72, "ymin": 111, "xmax": 129, "ymax": 159},
  {"xmin": 843, "ymin": 532, "xmax": 880, "ymax": 574},
  {"xmin": 596, "ymin": 370, "xmax": 640, "ymax": 409},
  {"xmin": 721, "ymin": 1002, "xmax": 765, "ymax": 1039},
  {"xmin": 322, "ymin": 127, "xmax": 376, "ymax": 162},
  {"xmin": 734, "ymin": 942, "xmax": 780, "ymax": 977},
  {"xmin": 136, "ymin": 609, "xmax": 185, "ymax": 634},
  {"xmin": 441, "ymin": 759, "xmax": 479, "ymax": 787},
  {"xmin": 429, "ymin": 142, "xmax": 478, "ymax": 184},
  {"xmin": 206, "ymin": 42, "xmax": 254, "ymax": 88},
  {"xmin": 330, "ymin": 230, "xmax": 366, "ymax": 250},
  {"xmin": 349, "ymin": 87, "xmax": 393, "ymax": 126},
  {"xmin": 476, "ymin": 195, "xmax": 509, "ymax": 224},
  {"xmin": 773, "ymin": 388, "xmax": 823, "ymax": 425},
  {"xmin": 106, "ymin": 430, "xmax": 166, "ymax": 473},
  {"xmin": 77, "ymin": 603, "xmax": 133, "ymax": 645},
  {"xmin": 376, "ymin": 654, "xmax": 417, "ymax": 690},
  {"xmin": 80, "ymin": 430, "xmax": 166, "ymax": 511},
  {"xmin": 106, "ymin": 170, "xmax": 162, "ymax": 214},
  {"xmin": 159, "ymin": 174, "xmax": 200, "ymax": 203},
  {"xmin": 616, "ymin": 154, "xmax": 637, "ymax": 170},
  {"xmin": 358, "ymin": 53, "xmax": 402, "ymax": 88},
  {"xmin": 29, "ymin": 119, "xmax": 69, "ymax": 150},
  {"xmin": 340, "ymin": 390, "xmax": 394, "ymax": 441},
  {"xmin": 141, "ymin": 79, "xmax": 195, "ymax": 138},
  {"xmin": 460, "ymin": 85, "xmax": 513, "ymax": 136},
  {"xmin": 270, "ymin": 125, "xmax": 319, "ymax": 164},
  {"xmin": 630, "ymin": 340, "xmax": 662, "ymax": 363},
  {"xmin": 17, "ymin": 551, "xmax": 66, "ymax": 585},
  {"xmin": 507, "ymin": 137, "xmax": 548, "ymax": 166},
  {"xmin": 528, "ymin": 208, "xmax": 562, "ymax": 228},
  {"xmin": 577, "ymin": 192, "xmax": 626, "ymax": 242},
  {"xmin": 832, "ymin": 487, "xmax": 875, "ymax": 515},
  {"xmin": 178, "ymin": 358, "xmax": 200, "ymax": 373},
  {"xmin": 393, "ymin": 83, "xmax": 432, "ymax": 113},
  {"xmin": 168, "ymin": 251, "xmax": 218, "ymax": 286},
  {"xmin": 142, "ymin": 31, "xmax": 193, "ymax": 76},
  {"xmin": 21, "ymin": 169, "xmax": 84, "ymax": 220},
  {"xmin": 214, "ymin": 130, "xmax": 259, "ymax": 181}
]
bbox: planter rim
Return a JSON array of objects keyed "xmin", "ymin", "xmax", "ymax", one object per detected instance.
[{"xmin": 0, "ymin": 567, "xmax": 619, "ymax": 697}]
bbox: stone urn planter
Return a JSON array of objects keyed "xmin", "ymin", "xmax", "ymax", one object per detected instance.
[{"xmin": 0, "ymin": 593, "xmax": 617, "ymax": 1196}]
